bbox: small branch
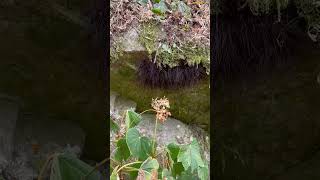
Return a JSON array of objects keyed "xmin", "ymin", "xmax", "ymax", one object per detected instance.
[
  {"xmin": 139, "ymin": 109, "xmax": 156, "ymax": 115},
  {"xmin": 117, "ymin": 161, "xmax": 143, "ymax": 173}
]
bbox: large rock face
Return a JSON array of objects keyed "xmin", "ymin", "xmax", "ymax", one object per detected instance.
[{"xmin": 121, "ymin": 28, "xmax": 145, "ymax": 52}]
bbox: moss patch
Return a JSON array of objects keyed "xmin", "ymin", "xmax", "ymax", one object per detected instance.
[{"xmin": 110, "ymin": 53, "xmax": 210, "ymax": 131}]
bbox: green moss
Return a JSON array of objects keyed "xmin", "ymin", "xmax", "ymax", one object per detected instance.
[
  {"xmin": 110, "ymin": 55, "xmax": 210, "ymax": 131},
  {"xmin": 138, "ymin": 21, "xmax": 161, "ymax": 56},
  {"xmin": 156, "ymin": 43, "xmax": 210, "ymax": 74},
  {"xmin": 110, "ymin": 38, "xmax": 125, "ymax": 63}
]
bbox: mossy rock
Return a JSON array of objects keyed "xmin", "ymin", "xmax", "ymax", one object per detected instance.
[{"xmin": 110, "ymin": 53, "xmax": 210, "ymax": 131}]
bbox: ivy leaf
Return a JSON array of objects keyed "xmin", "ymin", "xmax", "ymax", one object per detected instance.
[
  {"xmin": 125, "ymin": 110, "xmax": 142, "ymax": 129},
  {"xmin": 167, "ymin": 143, "xmax": 180, "ymax": 162},
  {"xmin": 127, "ymin": 163, "xmax": 143, "ymax": 179},
  {"xmin": 162, "ymin": 168, "xmax": 175, "ymax": 180},
  {"xmin": 176, "ymin": 167, "xmax": 200, "ymax": 180},
  {"xmin": 197, "ymin": 164, "xmax": 209, "ymax": 180},
  {"xmin": 172, "ymin": 162, "xmax": 184, "ymax": 177},
  {"xmin": 126, "ymin": 128, "xmax": 152, "ymax": 160},
  {"xmin": 137, "ymin": 157, "xmax": 159, "ymax": 179},
  {"xmin": 110, "ymin": 165, "xmax": 120, "ymax": 180},
  {"xmin": 110, "ymin": 118, "xmax": 119, "ymax": 133},
  {"xmin": 166, "ymin": 143, "xmax": 184, "ymax": 177},
  {"xmin": 177, "ymin": 139, "xmax": 204, "ymax": 173},
  {"xmin": 114, "ymin": 138, "xmax": 130, "ymax": 162}
]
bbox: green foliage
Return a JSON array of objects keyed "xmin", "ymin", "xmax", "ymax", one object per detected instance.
[
  {"xmin": 139, "ymin": 157, "xmax": 160, "ymax": 178},
  {"xmin": 157, "ymin": 43, "xmax": 210, "ymax": 74},
  {"xmin": 125, "ymin": 110, "xmax": 142, "ymax": 129},
  {"xmin": 110, "ymin": 103, "xmax": 209, "ymax": 179},
  {"xmin": 49, "ymin": 153, "xmax": 101, "ymax": 180},
  {"xmin": 152, "ymin": 0, "xmax": 169, "ymax": 15},
  {"xmin": 110, "ymin": 166, "xmax": 120, "ymax": 180},
  {"xmin": 126, "ymin": 128, "xmax": 153, "ymax": 160},
  {"xmin": 177, "ymin": 139, "xmax": 208, "ymax": 180},
  {"xmin": 114, "ymin": 138, "xmax": 131, "ymax": 162},
  {"xmin": 138, "ymin": 22, "xmax": 161, "ymax": 55},
  {"xmin": 110, "ymin": 117, "xmax": 119, "ymax": 133},
  {"xmin": 110, "ymin": 39, "xmax": 124, "ymax": 63}
]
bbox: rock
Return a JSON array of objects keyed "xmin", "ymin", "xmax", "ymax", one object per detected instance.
[
  {"xmin": 121, "ymin": 28, "xmax": 145, "ymax": 52},
  {"xmin": 0, "ymin": 96, "xmax": 20, "ymax": 167},
  {"xmin": 113, "ymin": 95, "xmax": 137, "ymax": 116},
  {"xmin": 110, "ymin": 91, "xmax": 118, "ymax": 112}
]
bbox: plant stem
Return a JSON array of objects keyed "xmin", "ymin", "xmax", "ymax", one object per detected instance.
[
  {"xmin": 152, "ymin": 117, "xmax": 158, "ymax": 157},
  {"xmin": 117, "ymin": 161, "xmax": 143, "ymax": 173},
  {"xmin": 139, "ymin": 109, "xmax": 155, "ymax": 115}
]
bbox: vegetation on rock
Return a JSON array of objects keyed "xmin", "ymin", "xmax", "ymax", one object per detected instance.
[
  {"xmin": 110, "ymin": 98, "xmax": 209, "ymax": 179},
  {"xmin": 110, "ymin": 0, "xmax": 210, "ymax": 74}
]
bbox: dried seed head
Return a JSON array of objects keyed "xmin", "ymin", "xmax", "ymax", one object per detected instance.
[{"xmin": 151, "ymin": 97, "xmax": 171, "ymax": 123}]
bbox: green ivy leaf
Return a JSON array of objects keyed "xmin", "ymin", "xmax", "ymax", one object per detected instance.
[
  {"xmin": 126, "ymin": 128, "xmax": 152, "ymax": 160},
  {"xmin": 162, "ymin": 168, "xmax": 175, "ymax": 180},
  {"xmin": 177, "ymin": 139, "xmax": 205, "ymax": 173},
  {"xmin": 110, "ymin": 118, "xmax": 119, "ymax": 133},
  {"xmin": 167, "ymin": 143, "xmax": 180, "ymax": 162},
  {"xmin": 197, "ymin": 164, "xmax": 209, "ymax": 180},
  {"xmin": 172, "ymin": 162, "xmax": 184, "ymax": 177},
  {"xmin": 177, "ymin": 167, "xmax": 200, "ymax": 180},
  {"xmin": 137, "ymin": 157, "xmax": 159, "ymax": 179},
  {"xmin": 127, "ymin": 163, "xmax": 143, "ymax": 179},
  {"xmin": 140, "ymin": 157, "xmax": 159, "ymax": 173},
  {"xmin": 114, "ymin": 138, "xmax": 130, "ymax": 162},
  {"xmin": 125, "ymin": 110, "xmax": 142, "ymax": 129},
  {"xmin": 110, "ymin": 165, "xmax": 120, "ymax": 180}
]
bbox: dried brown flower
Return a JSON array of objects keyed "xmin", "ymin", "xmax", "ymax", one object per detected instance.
[{"xmin": 151, "ymin": 97, "xmax": 171, "ymax": 123}]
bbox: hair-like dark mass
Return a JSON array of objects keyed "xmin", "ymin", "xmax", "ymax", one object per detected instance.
[
  {"xmin": 213, "ymin": 10, "xmax": 290, "ymax": 80},
  {"xmin": 137, "ymin": 60, "xmax": 206, "ymax": 89}
]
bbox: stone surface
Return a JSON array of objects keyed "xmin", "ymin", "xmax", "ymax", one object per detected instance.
[
  {"xmin": 121, "ymin": 28, "xmax": 146, "ymax": 52},
  {"xmin": 113, "ymin": 95, "xmax": 137, "ymax": 116}
]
